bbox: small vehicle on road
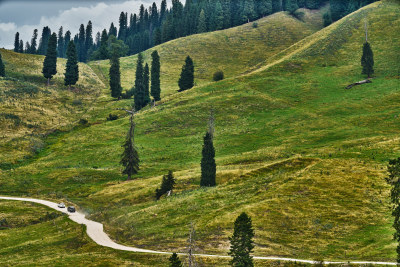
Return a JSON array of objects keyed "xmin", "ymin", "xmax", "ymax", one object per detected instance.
[
  {"xmin": 58, "ymin": 202, "xmax": 65, "ymax": 208},
  {"xmin": 67, "ymin": 206, "xmax": 76, "ymax": 213}
]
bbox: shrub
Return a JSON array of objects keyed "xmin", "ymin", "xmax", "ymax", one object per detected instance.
[
  {"xmin": 121, "ymin": 88, "xmax": 134, "ymax": 99},
  {"xmin": 79, "ymin": 118, "xmax": 88, "ymax": 125},
  {"xmin": 72, "ymin": 99, "xmax": 83, "ymax": 106},
  {"xmin": 323, "ymin": 12, "xmax": 332, "ymax": 27},
  {"xmin": 107, "ymin": 114, "xmax": 118, "ymax": 121},
  {"xmin": 213, "ymin": 71, "xmax": 224, "ymax": 82},
  {"xmin": 252, "ymin": 22, "xmax": 258, "ymax": 28}
]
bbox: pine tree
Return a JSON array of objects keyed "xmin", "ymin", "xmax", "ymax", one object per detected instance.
[
  {"xmin": 178, "ymin": 56, "xmax": 194, "ymax": 92},
  {"xmin": 19, "ymin": 40, "xmax": 24, "ymax": 53},
  {"xmin": 386, "ymin": 158, "xmax": 400, "ymax": 262},
  {"xmin": 98, "ymin": 29, "xmax": 109, "ymax": 60},
  {"xmin": 78, "ymin": 24, "xmax": 86, "ymax": 62},
  {"xmin": 30, "ymin": 29, "xmax": 38, "ymax": 54},
  {"xmin": 197, "ymin": 9, "xmax": 207, "ymax": 33},
  {"xmin": 169, "ymin": 253, "xmax": 183, "ymax": 267},
  {"xmin": 120, "ymin": 114, "xmax": 139, "ymax": 180},
  {"xmin": 241, "ymin": 0, "xmax": 257, "ymax": 23},
  {"xmin": 361, "ymin": 42, "xmax": 374, "ymax": 78},
  {"xmin": 285, "ymin": 0, "xmax": 299, "ymax": 14},
  {"xmin": 229, "ymin": 212, "xmax": 255, "ymax": 267},
  {"xmin": 14, "ymin": 32, "xmax": 20, "ymax": 52},
  {"xmin": 38, "ymin": 26, "xmax": 51, "ymax": 55},
  {"xmin": 0, "ymin": 51, "xmax": 5, "ymax": 77},
  {"xmin": 200, "ymin": 132, "xmax": 216, "ymax": 187},
  {"xmin": 109, "ymin": 43, "xmax": 122, "ymax": 99},
  {"xmin": 64, "ymin": 41, "xmax": 79, "ymax": 88},
  {"xmin": 118, "ymin": 12, "xmax": 128, "ymax": 41},
  {"xmin": 151, "ymin": 50, "xmax": 161, "ymax": 101},
  {"xmin": 134, "ymin": 53, "xmax": 145, "ymax": 110},
  {"xmin": 42, "ymin": 33, "xmax": 58, "ymax": 86},
  {"xmin": 57, "ymin": 27, "xmax": 64, "ymax": 58},
  {"xmin": 156, "ymin": 171, "xmax": 176, "ymax": 200},
  {"xmin": 25, "ymin": 42, "xmax": 31, "ymax": 53},
  {"xmin": 257, "ymin": 0, "xmax": 273, "ymax": 17},
  {"xmin": 85, "ymin": 21, "xmax": 94, "ymax": 60},
  {"xmin": 144, "ymin": 63, "xmax": 151, "ymax": 106},
  {"xmin": 64, "ymin": 31, "xmax": 71, "ymax": 58},
  {"xmin": 109, "ymin": 22, "xmax": 118, "ymax": 37},
  {"xmin": 153, "ymin": 28, "xmax": 162, "ymax": 45},
  {"xmin": 214, "ymin": 1, "xmax": 224, "ymax": 30}
]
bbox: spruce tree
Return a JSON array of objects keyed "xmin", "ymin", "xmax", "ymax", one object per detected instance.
[
  {"xmin": 156, "ymin": 171, "xmax": 176, "ymax": 200},
  {"xmin": 30, "ymin": 29, "xmax": 38, "ymax": 54},
  {"xmin": 64, "ymin": 31, "xmax": 71, "ymax": 58},
  {"xmin": 120, "ymin": 115, "xmax": 139, "ymax": 180},
  {"xmin": 151, "ymin": 50, "xmax": 161, "ymax": 101},
  {"xmin": 241, "ymin": 0, "xmax": 256, "ymax": 23},
  {"xmin": 169, "ymin": 253, "xmax": 183, "ymax": 267},
  {"xmin": 19, "ymin": 40, "xmax": 24, "ymax": 53},
  {"xmin": 285, "ymin": 0, "xmax": 299, "ymax": 14},
  {"xmin": 134, "ymin": 53, "xmax": 145, "ymax": 110},
  {"xmin": 64, "ymin": 41, "xmax": 79, "ymax": 88},
  {"xmin": 144, "ymin": 63, "xmax": 151, "ymax": 106},
  {"xmin": 109, "ymin": 43, "xmax": 122, "ymax": 99},
  {"xmin": 99, "ymin": 29, "xmax": 109, "ymax": 60},
  {"xmin": 387, "ymin": 158, "xmax": 400, "ymax": 262},
  {"xmin": 38, "ymin": 26, "xmax": 51, "ymax": 55},
  {"xmin": 42, "ymin": 33, "xmax": 58, "ymax": 86},
  {"xmin": 85, "ymin": 21, "xmax": 94, "ymax": 60},
  {"xmin": 200, "ymin": 132, "xmax": 216, "ymax": 187},
  {"xmin": 229, "ymin": 212, "xmax": 255, "ymax": 267},
  {"xmin": 14, "ymin": 32, "xmax": 20, "ymax": 52},
  {"xmin": 257, "ymin": 0, "xmax": 273, "ymax": 17},
  {"xmin": 178, "ymin": 56, "xmax": 194, "ymax": 92},
  {"xmin": 197, "ymin": 9, "xmax": 207, "ymax": 33},
  {"xmin": 361, "ymin": 42, "xmax": 374, "ymax": 78},
  {"xmin": 57, "ymin": 27, "xmax": 64, "ymax": 58},
  {"xmin": 0, "ymin": 51, "xmax": 5, "ymax": 77},
  {"xmin": 78, "ymin": 24, "xmax": 86, "ymax": 62}
]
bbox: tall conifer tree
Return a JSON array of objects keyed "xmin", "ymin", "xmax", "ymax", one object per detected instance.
[
  {"xmin": 38, "ymin": 26, "xmax": 51, "ymax": 55},
  {"xmin": 387, "ymin": 158, "xmax": 400, "ymax": 263},
  {"xmin": 109, "ymin": 43, "xmax": 122, "ymax": 99},
  {"xmin": 197, "ymin": 9, "xmax": 207, "ymax": 33},
  {"xmin": 229, "ymin": 212, "xmax": 255, "ymax": 267},
  {"xmin": 42, "ymin": 33, "xmax": 58, "ymax": 86},
  {"xmin": 64, "ymin": 31, "xmax": 71, "ymax": 58},
  {"xmin": 57, "ymin": 27, "xmax": 64, "ymax": 58},
  {"xmin": 14, "ymin": 32, "xmax": 20, "ymax": 52},
  {"xmin": 78, "ymin": 24, "xmax": 86, "ymax": 62},
  {"xmin": 30, "ymin": 29, "xmax": 38, "ymax": 54},
  {"xmin": 361, "ymin": 42, "xmax": 374, "ymax": 78},
  {"xmin": 0, "ymin": 51, "xmax": 5, "ymax": 77},
  {"xmin": 134, "ymin": 53, "xmax": 145, "ymax": 110},
  {"xmin": 64, "ymin": 41, "xmax": 79, "ymax": 88},
  {"xmin": 200, "ymin": 132, "xmax": 216, "ymax": 187},
  {"xmin": 121, "ymin": 114, "xmax": 139, "ymax": 180},
  {"xmin": 85, "ymin": 21, "xmax": 94, "ymax": 60},
  {"xmin": 178, "ymin": 56, "xmax": 194, "ymax": 92},
  {"xmin": 151, "ymin": 50, "xmax": 161, "ymax": 101},
  {"xmin": 169, "ymin": 253, "xmax": 183, "ymax": 267},
  {"xmin": 18, "ymin": 40, "xmax": 24, "ymax": 53},
  {"xmin": 143, "ymin": 63, "xmax": 151, "ymax": 106}
]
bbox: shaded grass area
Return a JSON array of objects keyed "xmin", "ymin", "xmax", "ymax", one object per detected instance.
[{"xmin": 0, "ymin": 1, "xmax": 399, "ymax": 264}]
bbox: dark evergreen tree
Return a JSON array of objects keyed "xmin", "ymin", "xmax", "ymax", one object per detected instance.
[
  {"xmin": 241, "ymin": 0, "xmax": 256, "ymax": 23},
  {"xmin": 109, "ymin": 22, "xmax": 118, "ymax": 37},
  {"xmin": 18, "ymin": 40, "xmax": 24, "ymax": 53},
  {"xmin": 57, "ymin": 27, "xmax": 64, "ymax": 58},
  {"xmin": 0, "ymin": 51, "xmax": 5, "ymax": 77},
  {"xmin": 25, "ymin": 42, "xmax": 30, "ymax": 53},
  {"xmin": 120, "ymin": 114, "xmax": 139, "ymax": 180},
  {"xmin": 134, "ymin": 53, "xmax": 145, "ymax": 111},
  {"xmin": 42, "ymin": 32, "xmax": 58, "ymax": 86},
  {"xmin": 64, "ymin": 41, "xmax": 79, "ymax": 88},
  {"xmin": 257, "ymin": 0, "xmax": 273, "ymax": 17},
  {"xmin": 85, "ymin": 21, "xmax": 94, "ymax": 60},
  {"xmin": 109, "ymin": 42, "xmax": 122, "ymax": 99},
  {"xmin": 229, "ymin": 212, "xmax": 255, "ymax": 267},
  {"xmin": 197, "ymin": 9, "xmax": 207, "ymax": 33},
  {"xmin": 361, "ymin": 41, "xmax": 374, "ymax": 78},
  {"xmin": 143, "ymin": 63, "xmax": 151, "ymax": 105},
  {"xmin": 153, "ymin": 28, "xmax": 162, "ymax": 45},
  {"xmin": 98, "ymin": 29, "xmax": 109, "ymax": 60},
  {"xmin": 169, "ymin": 253, "xmax": 183, "ymax": 267},
  {"xmin": 151, "ymin": 50, "xmax": 161, "ymax": 101},
  {"xmin": 160, "ymin": 0, "xmax": 167, "ymax": 25},
  {"xmin": 64, "ymin": 31, "xmax": 71, "ymax": 58},
  {"xmin": 78, "ymin": 24, "xmax": 86, "ymax": 62},
  {"xmin": 118, "ymin": 12, "xmax": 128, "ymax": 41},
  {"xmin": 156, "ymin": 171, "xmax": 176, "ymax": 200},
  {"xmin": 305, "ymin": 0, "xmax": 320, "ymax": 9},
  {"xmin": 30, "ymin": 29, "xmax": 38, "ymax": 54},
  {"xmin": 14, "ymin": 32, "xmax": 20, "ymax": 52},
  {"xmin": 38, "ymin": 26, "xmax": 51, "ymax": 55},
  {"xmin": 200, "ymin": 132, "xmax": 216, "ymax": 187},
  {"xmin": 330, "ymin": 0, "xmax": 347, "ymax": 21},
  {"xmin": 178, "ymin": 56, "xmax": 194, "ymax": 92},
  {"xmin": 386, "ymin": 158, "xmax": 400, "ymax": 263},
  {"xmin": 285, "ymin": 0, "xmax": 299, "ymax": 14}
]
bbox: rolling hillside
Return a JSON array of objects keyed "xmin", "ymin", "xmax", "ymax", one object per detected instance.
[{"xmin": 1, "ymin": 1, "xmax": 400, "ymax": 265}]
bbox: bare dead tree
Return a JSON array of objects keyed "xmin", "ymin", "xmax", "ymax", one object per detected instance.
[
  {"xmin": 187, "ymin": 222, "xmax": 198, "ymax": 267},
  {"xmin": 208, "ymin": 108, "xmax": 215, "ymax": 140},
  {"xmin": 364, "ymin": 18, "xmax": 368, "ymax": 42}
]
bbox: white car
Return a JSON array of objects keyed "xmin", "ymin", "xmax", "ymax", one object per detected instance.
[{"xmin": 58, "ymin": 202, "xmax": 65, "ymax": 208}]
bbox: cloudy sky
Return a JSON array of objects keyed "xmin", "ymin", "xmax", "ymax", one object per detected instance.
[{"xmin": 0, "ymin": 0, "xmax": 160, "ymax": 49}]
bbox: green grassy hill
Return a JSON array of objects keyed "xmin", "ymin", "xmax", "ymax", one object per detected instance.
[
  {"xmin": 0, "ymin": 50, "xmax": 105, "ymax": 165},
  {"xmin": 1, "ymin": 1, "xmax": 400, "ymax": 264}
]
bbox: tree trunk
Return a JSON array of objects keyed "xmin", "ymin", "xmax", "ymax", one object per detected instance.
[
  {"xmin": 47, "ymin": 78, "xmax": 50, "ymax": 86},
  {"xmin": 346, "ymin": 79, "xmax": 372, "ymax": 89}
]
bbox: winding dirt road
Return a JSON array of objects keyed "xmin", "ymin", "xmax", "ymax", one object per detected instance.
[{"xmin": 0, "ymin": 196, "xmax": 396, "ymax": 265}]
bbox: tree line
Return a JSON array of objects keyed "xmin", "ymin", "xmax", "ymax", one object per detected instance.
[{"xmin": 13, "ymin": 0, "xmax": 377, "ymax": 62}]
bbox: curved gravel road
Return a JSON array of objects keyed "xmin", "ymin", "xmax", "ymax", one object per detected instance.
[{"xmin": 0, "ymin": 196, "xmax": 396, "ymax": 265}]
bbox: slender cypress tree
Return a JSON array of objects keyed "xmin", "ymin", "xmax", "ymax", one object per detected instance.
[
  {"xmin": 0, "ymin": 51, "xmax": 5, "ymax": 77},
  {"xmin": 57, "ymin": 27, "xmax": 64, "ymax": 58},
  {"xmin": 30, "ymin": 29, "xmax": 38, "ymax": 54},
  {"xmin": 134, "ymin": 53, "xmax": 145, "ymax": 110},
  {"xmin": 151, "ymin": 50, "xmax": 161, "ymax": 101},
  {"xmin": 178, "ymin": 56, "xmax": 194, "ymax": 92},
  {"xmin": 99, "ymin": 29, "xmax": 109, "ymax": 60},
  {"xmin": 64, "ymin": 41, "xmax": 79, "ymax": 88},
  {"xmin": 169, "ymin": 253, "xmax": 183, "ymax": 267},
  {"xmin": 120, "ymin": 114, "xmax": 139, "ymax": 180},
  {"xmin": 229, "ymin": 212, "xmax": 255, "ymax": 267},
  {"xmin": 14, "ymin": 32, "xmax": 20, "ymax": 52},
  {"xmin": 42, "ymin": 33, "xmax": 58, "ymax": 86},
  {"xmin": 361, "ymin": 42, "xmax": 374, "ymax": 78},
  {"xmin": 200, "ymin": 132, "xmax": 216, "ymax": 187},
  {"xmin": 109, "ymin": 43, "xmax": 122, "ymax": 99},
  {"xmin": 143, "ymin": 63, "xmax": 151, "ymax": 105},
  {"xmin": 386, "ymin": 158, "xmax": 400, "ymax": 263}
]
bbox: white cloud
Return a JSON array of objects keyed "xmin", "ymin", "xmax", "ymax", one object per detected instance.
[{"xmin": 0, "ymin": 0, "xmax": 153, "ymax": 49}]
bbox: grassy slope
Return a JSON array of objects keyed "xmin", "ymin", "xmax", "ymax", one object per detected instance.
[
  {"xmin": 89, "ymin": 9, "xmax": 323, "ymax": 97},
  {"xmin": 0, "ymin": 50, "xmax": 105, "ymax": 164},
  {"xmin": 0, "ymin": 1, "xmax": 399, "ymax": 263}
]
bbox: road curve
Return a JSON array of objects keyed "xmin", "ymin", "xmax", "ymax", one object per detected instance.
[{"xmin": 0, "ymin": 196, "xmax": 397, "ymax": 265}]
